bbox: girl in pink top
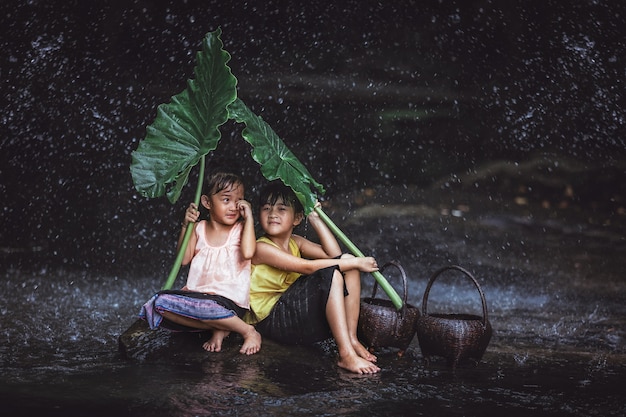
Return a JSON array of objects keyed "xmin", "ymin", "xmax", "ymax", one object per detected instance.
[{"xmin": 139, "ymin": 172, "xmax": 261, "ymax": 355}]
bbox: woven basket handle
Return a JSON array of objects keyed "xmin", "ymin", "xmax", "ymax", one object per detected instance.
[
  {"xmin": 371, "ymin": 260, "xmax": 408, "ymax": 315},
  {"xmin": 421, "ymin": 265, "xmax": 489, "ymax": 326}
]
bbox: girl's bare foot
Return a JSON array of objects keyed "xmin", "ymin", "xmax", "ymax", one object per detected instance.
[
  {"xmin": 352, "ymin": 339, "xmax": 377, "ymax": 362},
  {"xmin": 239, "ymin": 328, "xmax": 262, "ymax": 355},
  {"xmin": 203, "ymin": 330, "xmax": 228, "ymax": 352},
  {"xmin": 337, "ymin": 354, "xmax": 381, "ymax": 374}
]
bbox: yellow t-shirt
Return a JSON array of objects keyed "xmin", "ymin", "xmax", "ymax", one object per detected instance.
[{"xmin": 244, "ymin": 236, "xmax": 302, "ymax": 324}]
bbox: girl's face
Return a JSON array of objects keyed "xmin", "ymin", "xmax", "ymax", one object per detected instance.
[
  {"xmin": 202, "ymin": 183, "xmax": 245, "ymax": 226},
  {"xmin": 259, "ymin": 196, "xmax": 303, "ymax": 237}
]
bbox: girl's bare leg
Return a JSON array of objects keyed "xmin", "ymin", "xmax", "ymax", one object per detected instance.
[
  {"xmin": 160, "ymin": 311, "xmax": 261, "ymax": 355},
  {"xmin": 342, "ymin": 266, "xmax": 377, "ymax": 362},
  {"xmin": 213, "ymin": 317, "xmax": 262, "ymax": 355},
  {"xmin": 326, "ymin": 271, "xmax": 380, "ymax": 374},
  {"xmin": 160, "ymin": 310, "xmax": 213, "ymax": 329}
]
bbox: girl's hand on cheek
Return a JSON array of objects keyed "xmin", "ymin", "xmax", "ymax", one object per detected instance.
[{"xmin": 237, "ymin": 200, "xmax": 252, "ymax": 219}]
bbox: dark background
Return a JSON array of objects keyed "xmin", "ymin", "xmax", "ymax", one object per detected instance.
[{"xmin": 1, "ymin": 0, "xmax": 624, "ymax": 275}]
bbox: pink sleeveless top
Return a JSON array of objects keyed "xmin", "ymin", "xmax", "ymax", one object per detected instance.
[{"xmin": 185, "ymin": 220, "xmax": 251, "ymax": 308}]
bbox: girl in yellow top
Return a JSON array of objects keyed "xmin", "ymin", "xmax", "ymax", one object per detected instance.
[{"xmin": 246, "ymin": 182, "xmax": 380, "ymax": 374}]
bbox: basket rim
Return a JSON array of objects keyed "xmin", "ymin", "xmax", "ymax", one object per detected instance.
[{"xmin": 361, "ymin": 297, "xmax": 419, "ymax": 310}]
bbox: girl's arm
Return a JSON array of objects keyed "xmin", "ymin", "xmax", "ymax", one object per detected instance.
[
  {"xmin": 253, "ymin": 240, "xmax": 379, "ymax": 276},
  {"xmin": 237, "ymin": 199, "xmax": 256, "ymax": 260},
  {"xmin": 178, "ymin": 202, "xmax": 199, "ymax": 265}
]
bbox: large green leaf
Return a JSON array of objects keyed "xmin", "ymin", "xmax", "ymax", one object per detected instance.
[
  {"xmin": 130, "ymin": 28, "xmax": 237, "ymax": 203},
  {"xmin": 128, "ymin": 29, "xmax": 401, "ymax": 307},
  {"xmin": 228, "ymin": 98, "xmax": 325, "ymax": 214}
]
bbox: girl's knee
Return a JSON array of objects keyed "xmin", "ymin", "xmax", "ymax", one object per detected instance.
[
  {"xmin": 340, "ymin": 253, "xmax": 355, "ymax": 260},
  {"xmin": 332, "ymin": 269, "xmax": 346, "ymax": 285}
]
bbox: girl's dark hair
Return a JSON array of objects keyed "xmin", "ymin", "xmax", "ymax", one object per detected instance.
[
  {"xmin": 205, "ymin": 172, "xmax": 244, "ymax": 196},
  {"xmin": 259, "ymin": 181, "xmax": 304, "ymax": 214}
]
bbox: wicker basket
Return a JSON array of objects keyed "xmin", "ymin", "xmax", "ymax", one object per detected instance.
[
  {"xmin": 416, "ymin": 265, "xmax": 492, "ymax": 369},
  {"xmin": 358, "ymin": 261, "xmax": 420, "ymax": 356}
]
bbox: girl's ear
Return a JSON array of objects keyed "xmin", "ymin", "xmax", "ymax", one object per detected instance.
[
  {"xmin": 293, "ymin": 212, "xmax": 304, "ymax": 226},
  {"xmin": 200, "ymin": 194, "xmax": 211, "ymax": 210}
]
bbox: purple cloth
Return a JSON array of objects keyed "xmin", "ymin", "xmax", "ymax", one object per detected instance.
[{"xmin": 139, "ymin": 292, "xmax": 237, "ymax": 330}]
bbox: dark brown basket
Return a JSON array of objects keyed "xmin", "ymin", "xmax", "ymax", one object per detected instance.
[
  {"xmin": 358, "ymin": 261, "xmax": 420, "ymax": 356},
  {"xmin": 416, "ymin": 265, "xmax": 492, "ymax": 369}
]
